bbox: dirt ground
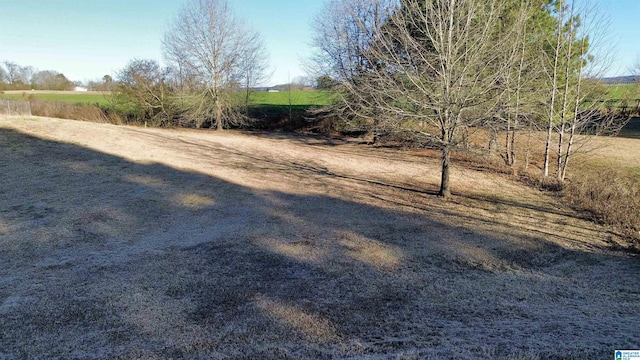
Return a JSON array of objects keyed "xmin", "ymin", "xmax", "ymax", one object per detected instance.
[{"xmin": 0, "ymin": 115, "xmax": 638, "ymax": 359}]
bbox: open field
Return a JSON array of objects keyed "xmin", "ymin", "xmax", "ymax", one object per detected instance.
[
  {"xmin": 0, "ymin": 90, "xmax": 335, "ymax": 108},
  {"xmin": 0, "ymin": 91, "xmax": 111, "ymax": 106},
  {"xmin": 0, "ymin": 115, "xmax": 638, "ymax": 359},
  {"xmin": 1, "ymin": 85, "xmax": 637, "ymax": 108},
  {"xmin": 606, "ymin": 84, "xmax": 640, "ymax": 101}
]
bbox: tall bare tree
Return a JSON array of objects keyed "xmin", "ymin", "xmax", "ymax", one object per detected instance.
[
  {"xmin": 538, "ymin": 0, "xmax": 619, "ymax": 180},
  {"xmin": 308, "ymin": 0, "xmax": 395, "ymax": 138},
  {"xmin": 240, "ymin": 31, "xmax": 271, "ymax": 115},
  {"xmin": 2, "ymin": 61, "xmax": 33, "ymax": 87},
  {"xmin": 310, "ymin": 0, "xmax": 394, "ymax": 81},
  {"xmin": 555, "ymin": 1, "xmax": 621, "ymax": 181},
  {"xmin": 163, "ymin": 0, "xmax": 269, "ymax": 130},
  {"xmin": 334, "ymin": 0, "xmax": 528, "ymax": 197},
  {"xmin": 493, "ymin": 1, "xmax": 552, "ymax": 172}
]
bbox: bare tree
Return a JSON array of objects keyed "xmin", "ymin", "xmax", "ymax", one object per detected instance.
[
  {"xmin": 538, "ymin": 0, "xmax": 619, "ymax": 181},
  {"xmin": 336, "ymin": 0, "xmax": 528, "ymax": 197},
  {"xmin": 309, "ymin": 0, "xmax": 395, "ymax": 139},
  {"xmin": 3, "ymin": 62, "xmax": 20, "ymax": 85},
  {"xmin": 493, "ymin": 1, "xmax": 552, "ymax": 172},
  {"xmin": 541, "ymin": 1, "xmax": 568, "ymax": 178},
  {"xmin": 0, "ymin": 65, "xmax": 7, "ymax": 86},
  {"xmin": 310, "ymin": 0, "xmax": 394, "ymax": 81},
  {"xmin": 2, "ymin": 61, "xmax": 31, "ymax": 86},
  {"xmin": 163, "ymin": 0, "xmax": 269, "ymax": 130},
  {"xmin": 240, "ymin": 31, "xmax": 271, "ymax": 115},
  {"xmin": 554, "ymin": 0, "xmax": 621, "ymax": 181}
]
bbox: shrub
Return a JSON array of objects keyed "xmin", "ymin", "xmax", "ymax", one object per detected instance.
[
  {"xmin": 29, "ymin": 99, "xmax": 126, "ymax": 125},
  {"xmin": 563, "ymin": 164, "xmax": 640, "ymax": 245}
]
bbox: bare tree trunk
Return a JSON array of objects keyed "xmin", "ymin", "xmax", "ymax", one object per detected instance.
[
  {"xmin": 524, "ymin": 125, "xmax": 532, "ymax": 171},
  {"xmin": 543, "ymin": 119, "xmax": 554, "ymax": 177},
  {"xmin": 509, "ymin": 24, "xmax": 527, "ymax": 171},
  {"xmin": 544, "ymin": 3, "xmax": 565, "ymax": 177},
  {"xmin": 505, "ymin": 117, "xmax": 512, "ymax": 165},
  {"xmin": 440, "ymin": 144, "xmax": 451, "ymax": 198},
  {"xmin": 510, "ymin": 125, "xmax": 517, "ymax": 168},
  {"xmin": 556, "ymin": 122, "xmax": 565, "ymax": 179},
  {"xmin": 561, "ymin": 117, "xmax": 577, "ymax": 181},
  {"xmin": 216, "ymin": 96, "xmax": 223, "ymax": 130},
  {"xmin": 244, "ymin": 78, "xmax": 251, "ymax": 117},
  {"xmin": 557, "ymin": 3, "xmax": 575, "ymax": 181},
  {"xmin": 560, "ymin": 6, "xmax": 585, "ymax": 181}
]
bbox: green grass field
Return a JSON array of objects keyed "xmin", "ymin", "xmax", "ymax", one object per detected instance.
[
  {"xmin": 0, "ymin": 92, "xmax": 112, "ymax": 106},
  {"xmin": 249, "ymin": 90, "xmax": 336, "ymax": 106},
  {"xmin": 605, "ymin": 83, "xmax": 640, "ymax": 101},
  {"xmin": 0, "ymin": 90, "xmax": 336, "ymax": 107}
]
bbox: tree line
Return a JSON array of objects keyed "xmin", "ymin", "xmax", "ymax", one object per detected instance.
[{"xmin": 0, "ymin": 61, "xmax": 77, "ymax": 91}]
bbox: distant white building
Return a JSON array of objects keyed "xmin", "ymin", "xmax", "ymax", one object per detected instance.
[{"xmin": 74, "ymin": 86, "xmax": 88, "ymax": 92}]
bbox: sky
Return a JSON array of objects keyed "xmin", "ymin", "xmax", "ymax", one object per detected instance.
[
  {"xmin": 0, "ymin": 0, "xmax": 324, "ymax": 86},
  {"xmin": 0, "ymin": 0, "xmax": 638, "ymax": 86}
]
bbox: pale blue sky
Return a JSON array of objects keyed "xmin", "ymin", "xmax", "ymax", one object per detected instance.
[
  {"xmin": 0, "ymin": 0, "xmax": 637, "ymax": 86},
  {"xmin": 0, "ymin": 0, "xmax": 323, "ymax": 86}
]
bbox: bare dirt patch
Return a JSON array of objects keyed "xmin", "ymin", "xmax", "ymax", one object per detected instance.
[{"xmin": 1, "ymin": 115, "xmax": 638, "ymax": 359}]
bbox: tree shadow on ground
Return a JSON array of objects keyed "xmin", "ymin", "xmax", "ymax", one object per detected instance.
[
  {"xmin": 0, "ymin": 128, "xmax": 638, "ymax": 359},
  {"xmin": 619, "ymin": 116, "xmax": 640, "ymax": 139}
]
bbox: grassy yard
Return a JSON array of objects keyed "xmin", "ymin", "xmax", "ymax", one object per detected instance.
[{"xmin": 0, "ymin": 115, "xmax": 637, "ymax": 358}]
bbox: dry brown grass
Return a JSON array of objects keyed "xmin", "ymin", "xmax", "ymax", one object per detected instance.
[
  {"xmin": 29, "ymin": 99, "xmax": 124, "ymax": 125},
  {"xmin": 441, "ymin": 127, "xmax": 639, "ymax": 244},
  {"xmin": 563, "ymin": 136, "xmax": 640, "ymax": 245},
  {"xmin": 564, "ymin": 166, "xmax": 639, "ymax": 243},
  {"xmin": 0, "ymin": 115, "xmax": 638, "ymax": 359}
]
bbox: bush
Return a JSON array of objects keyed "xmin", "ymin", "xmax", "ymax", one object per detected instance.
[{"xmin": 29, "ymin": 99, "xmax": 126, "ymax": 125}]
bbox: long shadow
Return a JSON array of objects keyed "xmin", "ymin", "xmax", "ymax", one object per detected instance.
[
  {"xmin": 126, "ymin": 129, "xmax": 441, "ymax": 196},
  {"xmin": 619, "ymin": 116, "xmax": 640, "ymax": 139},
  {"xmin": 248, "ymin": 104, "xmax": 316, "ymax": 131},
  {"xmin": 0, "ymin": 128, "xmax": 638, "ymax": 359}
]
